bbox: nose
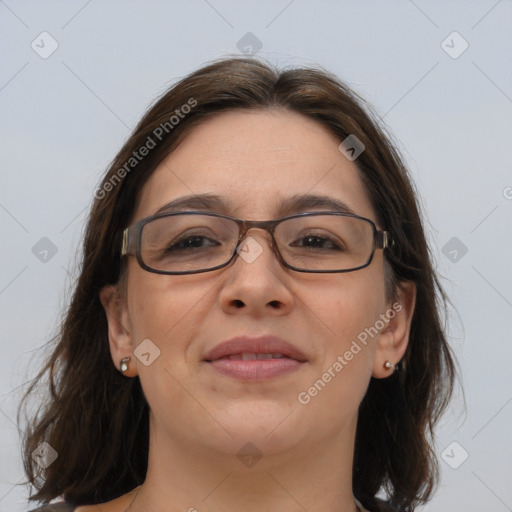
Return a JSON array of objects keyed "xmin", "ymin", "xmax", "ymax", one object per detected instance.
[
  {"xmin": 218, "ymin": 228, "xmax": 294, "ymax": 316},
  {"xmin": 235, "ymin": 226, "xmax": 281, "ymax": 265}
]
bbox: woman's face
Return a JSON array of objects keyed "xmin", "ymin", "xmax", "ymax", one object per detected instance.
[{"xmin": 106, "ymin": 109, "xmax": 408, "ymax": 462}]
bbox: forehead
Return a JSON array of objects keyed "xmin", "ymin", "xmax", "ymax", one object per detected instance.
[{"xmin": 133, "ymin": 109, "xmax": 376, "ymax": 221}]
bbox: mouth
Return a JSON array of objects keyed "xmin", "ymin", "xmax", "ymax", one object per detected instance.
[
  {"xmin": 214, "ymin": 352, "xmax": 290, "ymax": 361},
  {"xmin": 203, "ymin": 335, "xmax": 308, "ymax": 381}
]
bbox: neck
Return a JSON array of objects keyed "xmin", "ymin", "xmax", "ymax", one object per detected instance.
[{"xmin": 127, "ymin": 413, "xmax": 361, "ymax": 512}]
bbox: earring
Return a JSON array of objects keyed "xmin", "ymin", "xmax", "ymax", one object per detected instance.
[
  {"xmin": 120, "ymin": 357, "xmax": 131, "ymax": 374},
  {"xmin": 384, "ymin": 361, "xmax": 395, "ymax": 371}
]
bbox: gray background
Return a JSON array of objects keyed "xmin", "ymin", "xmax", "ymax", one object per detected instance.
[{"xmin": 1, "ymin": 1, "xmax": 511, "ymax": 511}]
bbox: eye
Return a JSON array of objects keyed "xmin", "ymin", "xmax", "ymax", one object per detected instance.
[
  {"xmin": 291, "ymin": 234, "xmax": 344, "ymax": 251},
  {"xmin": 165, "ymin": 234, "xmax": 220, "ymax": 252}
]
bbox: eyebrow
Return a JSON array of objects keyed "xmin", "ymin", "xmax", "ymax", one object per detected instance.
[{"xmin": 153, "ymin": 193, "xmax": 356, "ymax": 218}]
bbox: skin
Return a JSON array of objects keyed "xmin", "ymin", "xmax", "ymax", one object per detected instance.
[{"xmin": 84, "ymin": 110, "xmax": 416, "ymax": 512}]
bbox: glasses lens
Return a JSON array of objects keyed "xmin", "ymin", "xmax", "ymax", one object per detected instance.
[
  {"xmin": 139, "ymin": 213, "xmax": 375, "ymax": 274},
  {"xmin": 140, "ymin": 214, "xmax": 238, "ymax": 273},
  {"xmin": 275, "ymin": 214, "xmax": 374, "ymax": 271}
]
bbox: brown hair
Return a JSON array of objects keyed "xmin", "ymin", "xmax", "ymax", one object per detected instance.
[{"xmin": 19, "ymin": 56, "xmax": 457, "ymax": 512}]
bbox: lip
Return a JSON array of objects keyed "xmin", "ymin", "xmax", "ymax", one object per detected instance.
[
  {"xmin": 203, "ymin": 335, "xmax": 308, "ymax": 362},
  {"xmin": 203, "ymin": 335, "xmax": 308, "ymax": 381}
]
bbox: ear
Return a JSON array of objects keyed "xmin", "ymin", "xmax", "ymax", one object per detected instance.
[
  {"xmin": 372, "ymin": 281, "xmax": 416, "ymax": 378},
  {"xmin": 99, "ymin": 284, "xmax": 138, "ymax": 377}
]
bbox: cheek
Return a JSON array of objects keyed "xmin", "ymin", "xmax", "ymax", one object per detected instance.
[
  {"xmin": 298, "ymin": 279, "xmax": 384, "ymax": 424},
  {"xmin": 126, "ymin": 267, "xmax": 186, "ymax": 347},
  {"xmin": 302, "ymin": 269, "xmax": 387, "ymax": 408},
  {"xmin": 125, "ymin": 271, "xmax": 208, "ymax": 421},
  {"xmin": 306, "ymin": 270, "xmax": 386, "ymax": 345},
  {"xmin": 126, "ymin": 266, "xmax": 216, "ymax": 361}
]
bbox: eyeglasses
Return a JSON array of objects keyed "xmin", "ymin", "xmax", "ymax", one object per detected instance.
[{"xmin": 121, "ymin": 211, "xmax": 392, "ymax": 275}]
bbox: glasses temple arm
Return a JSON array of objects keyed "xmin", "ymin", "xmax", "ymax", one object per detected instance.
[
  {"xmin": 121, "ymin": 228, "xmax": 131, "ymax": 256},
  {"xmin": 375, "ymin": 230, "xmax": 393, "ymax": 249}
]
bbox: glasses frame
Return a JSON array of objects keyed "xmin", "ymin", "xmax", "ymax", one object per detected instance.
[{"xmin": 121, "ymin": 210, "xmax": 392, "ymax": 275}]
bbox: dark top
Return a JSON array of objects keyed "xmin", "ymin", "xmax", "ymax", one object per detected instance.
[
  {"xmin": 28, "ymin": 503, "xmax": 75, "ymax": 512},
  {"xmin": 28, "ymin": 496, "xmax": 399, "ymax": 512}
]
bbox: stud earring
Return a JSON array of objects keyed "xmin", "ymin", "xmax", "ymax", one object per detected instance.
[
  {"xmin": 384, "ymin": 361, "xmax": 395, "ymax": 371},
  {"xmin": 120, "ymin": 357, "xmax": 131, "ymax": 374}
]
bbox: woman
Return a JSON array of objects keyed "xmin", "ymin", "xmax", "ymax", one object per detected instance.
[{"xmin": 20, "ymin": 56, "xmax": 456, "ymax": 512}]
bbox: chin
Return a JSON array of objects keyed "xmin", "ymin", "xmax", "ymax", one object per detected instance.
[
  {"xmin": 210, "ymin": 407, "xmax": 307, "ymax": 451},
  {"xmin": 206, "ymin": 430, "xmax": 302, "ymax": 466}
]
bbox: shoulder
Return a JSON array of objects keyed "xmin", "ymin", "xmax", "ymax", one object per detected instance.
[{"xmin": 28, "ymin": 502, "xmax": 75, "ymax": 512}]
